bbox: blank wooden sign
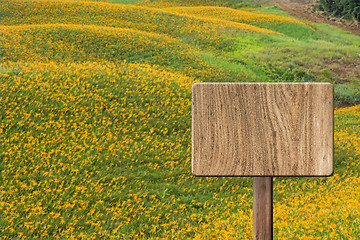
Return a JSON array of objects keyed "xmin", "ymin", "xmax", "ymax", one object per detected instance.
[{"xmin": 192, "ymin": 83, "xmax": 333, "ymax": 177}]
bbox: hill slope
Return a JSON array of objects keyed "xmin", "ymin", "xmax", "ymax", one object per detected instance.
[
  {"xmin": 0, "ymin": 0, "xmax": 360, "ymax": 238},
  {"xmin": 1, "ymin": 0, "xmax": 279, "ymax": 50},
  {"xmin": 272, "ymin": 0, "xmax": 360, "ymax": 36}
]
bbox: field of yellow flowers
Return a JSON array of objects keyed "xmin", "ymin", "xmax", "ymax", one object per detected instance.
[{"xmin": 1, "ymin": 0, "xmax": 359, "ymax": 239}]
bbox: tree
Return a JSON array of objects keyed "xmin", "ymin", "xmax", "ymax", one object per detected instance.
[{"xmin": 318, "ymin": 0, "xmax": 360, "ymax": 21}]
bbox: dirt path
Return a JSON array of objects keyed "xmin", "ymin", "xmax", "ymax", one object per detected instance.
[{"xmin": 271, "ymin": 0, "xmax": 360, "ymax": 36}]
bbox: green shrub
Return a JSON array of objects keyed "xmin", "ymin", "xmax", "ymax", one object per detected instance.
[
  {"xmin": 262, "ymin": 64, "xmax": 316, "ymax": 82},
  {"xmin": 316, "ymin": 0, "xmax": 360, "ymax": 22},
  {"xmin": 334, "ymin": 84, "xmax": 360, "ymax": 106},
  {"xmin": 319, "ymin": 68, "xmax": 337, "ymax": 83}
]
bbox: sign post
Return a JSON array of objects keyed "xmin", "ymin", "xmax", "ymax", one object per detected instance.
[
  {"xmin": 192, "ymin": 83, "xmax": 333, "ymax": 239},
  {"xmin": 253, "ymin": 177, "xmax": 272, "ymax": 240}
]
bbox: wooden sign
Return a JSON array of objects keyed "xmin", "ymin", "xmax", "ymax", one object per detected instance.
[{"xmin": 192, "ymin": 82, "xmax": 333, "ymax": 177}]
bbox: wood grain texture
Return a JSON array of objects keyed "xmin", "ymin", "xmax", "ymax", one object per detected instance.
[
  {"xmin": 253, "ymin": 177, "xmax": 273, "ymax": 240},
  {"xmin": 192, "ymin": 83, "xmax": 333, "ymax": 176}
]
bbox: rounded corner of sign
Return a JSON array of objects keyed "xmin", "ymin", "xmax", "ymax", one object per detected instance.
[
  {"xmin": 324, "ymin": 168, "xmax": 335, "ymax": 177},
  {"xmin": 328, "ymin": 82, "xmax": 334, "ymax": 92},
  {"xmin": 191, "ymin": 82, "xmax": 202, "ymax": 92}
]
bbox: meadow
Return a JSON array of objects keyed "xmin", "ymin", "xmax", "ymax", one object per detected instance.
[{"xmin": 0, "ymin": 0, "xmax": 359, "ymax": 239}]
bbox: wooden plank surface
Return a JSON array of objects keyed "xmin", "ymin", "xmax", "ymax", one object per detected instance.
[
  {"xmin": 192, "ymin": 83, "xmax": 333, "ymax": 176},
  {"xmin": 253, "ymin": 177, "xmax": 273, "ymax": 240}
]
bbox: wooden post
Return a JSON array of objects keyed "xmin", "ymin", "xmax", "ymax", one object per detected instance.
[{"xmin": 253, "ymin": 177, "xmax": 273, "ymax": 240}]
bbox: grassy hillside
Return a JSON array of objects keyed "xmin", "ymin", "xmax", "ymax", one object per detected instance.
[
  {"xmin": 0, "ymin": 0, "xmax": 359, "ymax": 239},
  {"xmin": 163, "ymin": 6, "xmax": 317, "ymax": 39},
  {"xmin": 1, "ymin": 24, "xmax": 221, "ymax": 81},
  {"xmin": 1, "ymin": 0, "xmax": 278, "ymax": 50}
]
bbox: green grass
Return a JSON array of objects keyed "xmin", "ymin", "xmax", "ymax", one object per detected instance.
[
  {"xmin": 335, "ymin": 84, "xmax": 360, "ymax": 106},
  {"xmin": 255, "ymin": 5, "xmax": 293, "ymax": 17},
  {"xmin": 231, "ymin": 29, "xmax": 360, "ymax": 91},
  {"xmin": 308, "ymin": 22, "xmax": 360, "ymax": 46},
  {"xmin": 197, "ymin": 51, "xmax": 260, "ymax": 81}
]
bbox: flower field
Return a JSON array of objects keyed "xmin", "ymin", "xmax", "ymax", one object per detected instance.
[
  {"xmin": 164, "ymin": 6, "xmax": 312, "ymax": 27},
  {"xmin": 1, "ymin": 0, "xmax": 279, "ymax": 51},
  {"xmin": 0, "ymin": 24, "xmax": 211, "ymax": 79},
  {"xmin": 163, "ymin": 6, "xmax": 316, "ymax": 38},
  {"xmin": 0, "ymin": 0, "xmax": 359, "ymax": 239}
]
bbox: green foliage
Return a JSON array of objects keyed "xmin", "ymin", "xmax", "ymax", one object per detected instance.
[
  {"xmin": 315, "ymin": 0, "xmax": 360, "ymax": 21},
  {"xmin": 261, "ymin": 64, "xmax": 316, "ymax": 82},
  {"xmin": 197, "ymin": 51, "xmax": 259, "ymax": 81},
  {"xmin": 318, "ymin": 68, "xmax": 339, "ymax": 83},
  {"xmin": 215, "ymin": 0, "xmax": 261, "ymax": 8},
  {"xmin": 315, "ymin": 23, "xmax": 360, "ymax": 46},
  {"xmin": 334, "ymin": 84, "xmax": 360, "ymax": 105},
  {"xmin": 231, "ymin": 26, "xmax": 360, "ymax": 107},
  {"xmin": 257, "ymin": 22, "xmax": 318, "ymax": 40}
]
